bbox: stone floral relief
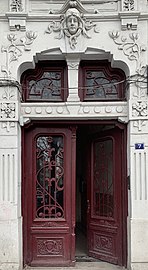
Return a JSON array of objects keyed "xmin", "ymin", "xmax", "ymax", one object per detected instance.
[
  {"xmin": 1, "ymin": 121, "xmax": 15, "ymax": 133},
  {"xmin": 132, "ymin": 101, "xmax": 148, "ymax": 117},
  {"xmin": 2, "ymin": 89, "xmax": 15, "ymax": 100},
  {"xmin": 123, "ymin": 0, "xmax": 135, "ymax": 11},
  {"xmin": 133, "ymin": 86, "xmax": 146, "ymax": 99},
  {"xmin": 0, "ymin": 102, "xmax": 16, "ymax": 119},
  {"xmin": 45, "ymin": 7, "xmax": 99, "ymax": 50},
  {"xmin": 1, "ymin": 31, "xmax": 37, "ymax": 77},
  {"xmin": 133, "ymin": 120, "xmax": 147, "ymax": 132},
  {"xmin": 10, "ymin": 0, "xmax": 23, "ymax": 12},
  {"xmin": 109, "ymin": 30, "xmax": 148, "ymax": 132},
  {"xmin": 109, "ymin": 31, "xmax": 146, "ymax": 75}
]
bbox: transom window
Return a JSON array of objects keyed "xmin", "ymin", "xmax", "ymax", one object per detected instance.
[
  {"xmin": 21, "ymin": 61, "xmax": 68, "ymax": 102},
  {"xmin": 79, "ymin": 61, "xmax": 126, "ymax": 101}
]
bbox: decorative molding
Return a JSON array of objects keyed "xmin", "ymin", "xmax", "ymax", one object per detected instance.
[
  {"xmin": 133, "ymin": 86, "xmax": 146, "ymax": 99},
  {"xmin": 132, "ymin": 101, "xmax": 148, "ymax": 117},
  {"xmin": 1, "ymin": 121, "xmax": 15, "ymax": 132},
  {"xmin": 21, "ymin": 102, "xmax": 127, "ymax": 123},
  {"xmin": 2, "ymin": 89, "xmax": 15, "ymax": 100},
  {"xmin": 1, "ymin": 31, "xmax": 37, "ymax": 77},
  {"xmin": 123, "ymin": 0, "xmax": 135, "ymax": 11},
  {"xmin": 67, "ymin": 62, "xmax": 79, "ymax": 69},
  {"xmin": 0, "ymin": 152, "xmax": 17, "ymax": 202},
  {"xmin": 0, "ymin": 103, "xmax": 16, "ymax": 119},
  {"xmin": 6, "ymin": 13, "xmax": 27, "ymax": 31},
  {"xmin": 10, "ymin": 0, "xmax": 23, "ymax": 12},
  {"xmin": 132, "ymin": 151, "xmax": 148, "ymax": 200},
  {"xmin": 45, "ymin": 7, "xmax": 99, "ymax": 50},
  {"xmin": 58, "ymin": 0, "xmax": 87, "ymax": 14},
  {"xmin": 133, "ymin": 120, "xmax": 147, "ymax": 132},
  {"xmin": 94, "ymin": 233, "xmax": 113, "ymax": 253},
  {"xmin": 119, "ymin": 11, "xmax": 140, "ymax": 31},
  {"xmin": 108, "ymin": 31, "xmax": 146, "ymax": 74},
  {"xmin": 37, "ymin": 239, "xmax": 63, "ymax": 255}
]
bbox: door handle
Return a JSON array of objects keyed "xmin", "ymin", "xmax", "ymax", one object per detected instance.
[{"xmin": 87, "ymin": 199, "xmax": 90, "ymax": 214}]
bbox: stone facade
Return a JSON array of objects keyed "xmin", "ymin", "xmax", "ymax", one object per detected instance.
[{"xmin": 0, "ymin": 0, "xmax": 148, "ymax": 269}]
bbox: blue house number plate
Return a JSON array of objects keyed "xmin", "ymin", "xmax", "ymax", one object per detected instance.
[{"xmin": 135, "ymin": 143, "xmax": 144, "ymax": 149}]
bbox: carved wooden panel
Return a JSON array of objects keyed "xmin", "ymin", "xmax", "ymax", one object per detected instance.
[
  {"xmin": 94, "ymin": 233, "xmax": 113, "ymax": 254},
  {"xmin": 37, "ymin": 238, "xmax": 63, "ymax": 256}
]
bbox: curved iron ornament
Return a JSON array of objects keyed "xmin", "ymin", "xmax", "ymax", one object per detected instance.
[{"xmin": 36, "ymin": 136, "xmax": 64, "ymax": 219}]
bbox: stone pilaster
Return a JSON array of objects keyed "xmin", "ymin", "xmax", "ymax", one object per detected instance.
[
  {"xmin": 128, "ymin": 79, "xmax": 148, "ymax": 270},
  {"xmin": 0, "ymin": 82, "xmax": 22, "ymax": 270},
  {"xmin": 66, "ymin": 57, "xmax": 80, "ymax": 102}
]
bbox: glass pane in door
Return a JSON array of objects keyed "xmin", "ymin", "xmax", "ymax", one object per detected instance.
[
  {"xmin": 36, "ymin": 135, "xmax": 64, "ymax": 219},
  {"xmin": 93, "ymin": 139, "xmax": 113, "ymax": 218}
]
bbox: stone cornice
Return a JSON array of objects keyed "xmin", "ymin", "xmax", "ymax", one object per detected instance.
[{"xmin": 20, "ymin": 101, "xmax": 127, "ymax": 125}]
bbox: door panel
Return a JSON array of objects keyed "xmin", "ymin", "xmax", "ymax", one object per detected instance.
[
  {"xmin": 23, "ymin": 125, "xmax": 76, "ymax": 267},
  {"xmin": 88, "ymin": 127, "xmax": 123, "ymax": 265}
]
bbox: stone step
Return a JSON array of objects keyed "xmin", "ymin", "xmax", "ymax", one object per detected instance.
[{"xmin": 25, "ymin": 262, "xmax": 126, "ymax": 270}]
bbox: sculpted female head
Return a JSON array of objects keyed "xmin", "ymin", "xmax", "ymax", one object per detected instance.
[{"xmin": 65, "ymin": 8, "xmax": 81, "ymax": 35}]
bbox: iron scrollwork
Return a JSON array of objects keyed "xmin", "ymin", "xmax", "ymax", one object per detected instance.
[{"xmin": 36, "ymin": 135, "xmax": 64, "ymax": 219}]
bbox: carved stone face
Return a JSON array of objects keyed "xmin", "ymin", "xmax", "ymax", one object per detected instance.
[{"xmin": 66, "ymin": 15, "xmax": 79, "ymax": 35}]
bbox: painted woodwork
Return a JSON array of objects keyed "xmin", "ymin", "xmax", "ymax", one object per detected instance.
[
  {"xmin": 23, "ymin": 124, "xmax": 76, "ymax": 267},
  {"xmin": 87, "ymin": 127, "xmax": 125, "ymax": 266}
]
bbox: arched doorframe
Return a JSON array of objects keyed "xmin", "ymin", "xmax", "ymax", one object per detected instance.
[{"xmin": 19, "ymin": 51, "xmax": 129, "ymax": 267}]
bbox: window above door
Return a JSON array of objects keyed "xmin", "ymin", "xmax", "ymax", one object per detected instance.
[
  {"xmin": 78, "ymin": 61, "xmax": 126, "ymax": 102},
  {"xmin": 21, "ymin": 61, "xmax": 68, "ymax": 102}
]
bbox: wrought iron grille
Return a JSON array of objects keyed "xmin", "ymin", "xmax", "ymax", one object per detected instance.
[
  {"xmin": 21, "ymin": 61, "xmax": 68, "ymax": 101},
  {"xmin": 85, "ymin": 71, "xmax": 119, "ymax": 100},
  {"xmin": 93, "ymin": 139, "xmax": 114, "ymax": 218},
  {"xmin": 79, "ymin": 61, "xmax": 125, "ymax": 101},
  {"xmin": 36, "ymin": 135, "xmax": 64, "ymax": 219},
  {"xmin": 28, "ymin": 71, "xmax": 62, "ymax": 101}
]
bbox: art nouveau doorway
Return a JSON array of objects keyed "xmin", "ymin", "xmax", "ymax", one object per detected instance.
[{"xmin": 22, "ymin": 121, "xmax": 127, "ymax": 267}]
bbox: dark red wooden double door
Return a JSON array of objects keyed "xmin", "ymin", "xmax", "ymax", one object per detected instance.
[{"xmin": 23, "ymin": 123, "xmax": 126, "ymax": 267}]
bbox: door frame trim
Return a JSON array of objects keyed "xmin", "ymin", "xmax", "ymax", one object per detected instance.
[{"xmin": 22, "ymin": 119, "xmax": 127, "ymax": 267}]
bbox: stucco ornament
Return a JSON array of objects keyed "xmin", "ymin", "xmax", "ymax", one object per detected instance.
[
  {"xmin": 1, "ymin": 103, "xmax": 16, "ymax": 119},
  {"xmin": 123, "ymin": 0, "xmax": 135, "ymax": 11},
  {"xmin": 109, "ymin": 31, "xmax": 146, "ymax": 75},
  {"xmin": 133, "ymin": 120, "xmax": 147, "ymax": 132},
  {"xmin": 132, "ymin": 101, "xmax": 148, "ymax": 117},
  {"xmin": 1, "ymin": 31, "xmax": 37, "ymax": 77},
  {"xmin": 1, "ymin": 121, "xmax": 15, "ymax": 132},
  {"xmin": 10, "ymin": 0, "xmax": 23, "ymax": 12},
  {"xmin": 46, "ymin": 7, "xmax": 99, "ymax": 49}
]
